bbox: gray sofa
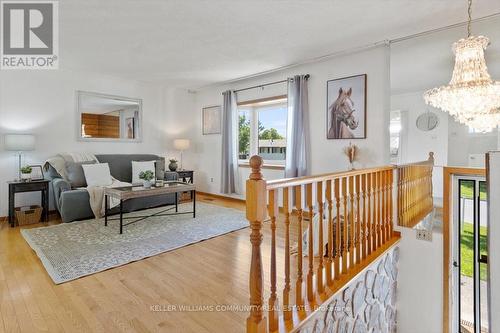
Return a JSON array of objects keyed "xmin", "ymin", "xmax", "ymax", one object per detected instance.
[{"xmin": 48, "ymin": 154, "xmax": 178, "ymax": 223}]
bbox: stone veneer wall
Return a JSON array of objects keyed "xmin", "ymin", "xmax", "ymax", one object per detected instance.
[{"xmin": 295, "ymin": 245, "xmax": 400, "ymax": 333}]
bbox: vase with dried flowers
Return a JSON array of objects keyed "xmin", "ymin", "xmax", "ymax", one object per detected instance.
[{"xmin": 343, "ymin": 142, "xmax": 359, "ymax": 170}]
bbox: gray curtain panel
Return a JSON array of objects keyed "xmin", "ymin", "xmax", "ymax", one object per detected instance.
[
  {"xmin": 285, "ymin": 75, "xmax": 310, "ymax": 178},
  {"xmin": 220, "ymin": 90, "xmax": 239, "ymax": 194}
]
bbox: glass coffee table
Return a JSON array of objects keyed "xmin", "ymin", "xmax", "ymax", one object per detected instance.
[{"xmin": 104, "ymin": 181, "xmax": 196, "ymax": 234}]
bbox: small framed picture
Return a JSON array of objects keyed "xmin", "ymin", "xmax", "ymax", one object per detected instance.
[
  {"xmin": 327, "ymin": 74, "xmax": 367, "ymax": 139},
  {"xmin": 202, "ymin": 105, "xmax": 222, "ymax": 135},
  {"xmin": 29, "ymin": 165, "xmax": 44, "ymax": 180}
]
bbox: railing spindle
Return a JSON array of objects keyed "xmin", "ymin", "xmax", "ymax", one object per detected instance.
[
  {"xmin": 295, "ymin": 185, "xmax": 304, "ymax": 306},
  {"xmin": 306, "ymin": 183, "xmax": 314, "ymax": 301},
  {"xmin": 367, "ymin": 172, "xmax": 373, "ymax": 255},
  {"xmin": 341, "ymin": 177, "xmax": 348, "ymax": 273},
  {"xmin": 389, "ymin": 170, "xmax": 393, "ymax": 237},
  {"xmin": 381, "ymin": 171, "xmax": 387, "ymax": 245},
  {"xmin": 361, "ymin": 174, "xmax": 367, "ymax": 259},
  {"xmin": 334, "ymin": 178, "xmax": 341, "ymax": 279},
  {"xmin": 355, "ymin": 175, "xmax": 361, "ymax": 264},
  {"xmin": 282, "ymin": 187, "xmax": 292, "ymax": 321},
  {"xmin": 268, "ymin": 189, "xmax": 279, "ymax": 332},
  {"xmin": 326, "ymin": 180, "xmax": 333, "ymax": 285},
  {"xmin": 376, "ymin": 171, "xmax": 382, "ymax": 249},
  {"xmin": 348, "ymin": 176, "xmax": 354, "ymax": 268},
  {"xmin": 387, "ymin": 170, "xmax": 391, "ymax": 239},
  {"xmin": 316, "ymin": 181, "xmax": 324, "ymax": 294}
]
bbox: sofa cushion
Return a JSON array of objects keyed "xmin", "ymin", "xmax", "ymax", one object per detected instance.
[
  {"xmin": 95, "ymin": 154, "xmax": 165, "ymax": 183},
  {"xmin": 66, "ymin": 160, "xmax": 96, "ymax": 188},
  {"xmin": 82, "ymin": 163, "xmax": 113, "ymax": 187},
  {"xmin": 132, "ymin": 160, "xmax": 156, "ymax": 185}
]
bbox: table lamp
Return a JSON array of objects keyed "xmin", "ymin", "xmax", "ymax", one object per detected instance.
[
  {"xmin": 4, "ymin": 134, "xmax": 35, "ymax": 180},
  {"xmin": 173, "ymin": 139, "xmax": 190, "ymax": 170}
]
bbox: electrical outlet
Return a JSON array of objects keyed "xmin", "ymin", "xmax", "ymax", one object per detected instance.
[
  {"xmin": 210, "ymin": 177, "xmax": 214, "ymax": 183},
  {"xmin": 416, "ymin": 229, "xmax": 432, "ymax": 242}
]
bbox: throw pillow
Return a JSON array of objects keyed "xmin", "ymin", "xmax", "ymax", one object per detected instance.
[
  {"xmin": 132, "ymin": 160, "xmax": 156, "ymax": 185},
  {"xmin": 82, "ymin": 163, "xmax": 113, "ymax": 187},
  {"xmin": 66, "ymin": 160, "xmax": 96, "ymax": 188}
]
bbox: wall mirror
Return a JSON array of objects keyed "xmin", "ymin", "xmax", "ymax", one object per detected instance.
[
  {"xmin": 77, "ymin": 91, "xmax": 142, "ymax": 142},
  {"xmin": 416, "ymin": 111, "xmax": 439, "ymax": 132}
]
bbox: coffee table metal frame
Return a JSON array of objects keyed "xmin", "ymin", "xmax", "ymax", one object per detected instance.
[{"xmin": 104, "ymin": 181, "xmax": 196, "ymax": 234}]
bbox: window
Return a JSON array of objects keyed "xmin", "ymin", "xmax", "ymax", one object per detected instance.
[
  {"xmin": 389, "ymin": 110, "xmax": 402, "ymax": 164},
  {"xmin": 238, "ymin": 96, "xmax": 287, "ymax": 164}
]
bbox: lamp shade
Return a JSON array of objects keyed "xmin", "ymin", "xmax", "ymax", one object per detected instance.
[
  {"xmin": 4, "ymin": 134, "xmax": 35, "ymax": 151},
  {"xmin": 174, "ymin": 139, "xmax": 190, "ymax": 150}
]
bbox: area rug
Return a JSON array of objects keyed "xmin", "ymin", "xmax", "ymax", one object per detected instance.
[{"xmin": 21, "ymin": 202, "xmax": 248, "ymax": 284}]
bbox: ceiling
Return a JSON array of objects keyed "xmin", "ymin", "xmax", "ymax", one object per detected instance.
[{"xmin": 60, "ymin": 0, "xmax": 500, "ymax": 88}]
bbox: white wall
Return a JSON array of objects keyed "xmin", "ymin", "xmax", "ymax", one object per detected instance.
[
  {"xmin": 391, "ymin": 91, "xmax": 448, "ymax": 165},
  {"xmin": 167, "ymin": 46, "xmax": 391, "ymax": 198},
  {"xmin": 448, "ymin": 121, "xmax": 498, "ymax": 167},
  {"xmin": 396, "ymin": 228, "xmax": 443, "ymax": 333},
  {"xmin": 0, "ymin": 70, "xmax": 166, "ymax": 216}
]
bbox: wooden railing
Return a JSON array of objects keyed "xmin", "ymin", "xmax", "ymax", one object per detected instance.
[
  {"xmin": 396, "ymin": 152, "xmax": 434, "ymax": 228},
  {"xmin": 245, "ymin": 156, "xmax": 400, "ymax": 333}
]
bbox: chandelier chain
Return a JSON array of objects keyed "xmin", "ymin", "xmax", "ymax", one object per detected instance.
[{"xmin": 467, "ymin": 0, "xmax": 472, "ymax": 37}]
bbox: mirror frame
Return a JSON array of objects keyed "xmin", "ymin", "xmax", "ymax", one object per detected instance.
[{"xmin": 76, "ymin": 90, "xmax": 143, "ymax": 143}]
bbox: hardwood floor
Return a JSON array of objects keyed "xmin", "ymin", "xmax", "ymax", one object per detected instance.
[{"xmin": 0, "ymin": 194, "xmax": 284, "ymax": 333}]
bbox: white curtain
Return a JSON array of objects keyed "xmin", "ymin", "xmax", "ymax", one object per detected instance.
[
  {"xmin": 285, "ymin": 75, "xmax": 310, "ymax": 178},
  {"xmin": 220, "ymin": 90, "xmax": 240, "ymax": 194}
]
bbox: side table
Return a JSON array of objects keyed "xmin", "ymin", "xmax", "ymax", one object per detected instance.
[
  {"xmin": 8, "ymin": 180, "xmax": 50, "ymax": 227},
  {"xmin": 176, "ymin": 170, "xmax": 194, "ymax": 200},
  {"xmin": 176, "ymin": 170, "xmax": 194, "ymax": 184}
]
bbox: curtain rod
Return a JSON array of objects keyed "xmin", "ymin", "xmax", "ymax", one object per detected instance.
[{"xmin": 232, "ymin": 74, "xmax": 310, "ymax": 93}]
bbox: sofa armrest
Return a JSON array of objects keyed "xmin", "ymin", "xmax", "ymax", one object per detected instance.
[
  {"xmin": 164, "ymin": 171, "xmax": 179, "ymax": 181},
  {"xmin": 52, "ymin": 178, "xmax": 71, "ymax": 212},
  {"xmin": 59, "ymin": 189, "xmax": 93, "ymax": 223}
]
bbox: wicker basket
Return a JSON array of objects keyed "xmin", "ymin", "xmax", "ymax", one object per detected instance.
[{"xmin": 15, "ymin": 205, "xmax": 43, "ymax": 226}]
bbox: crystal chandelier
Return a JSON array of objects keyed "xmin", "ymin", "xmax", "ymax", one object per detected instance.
[{"xmin": 423, "ymin": 0, "xmax": 500, "ymax": 133}]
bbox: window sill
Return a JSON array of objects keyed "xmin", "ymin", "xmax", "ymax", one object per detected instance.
[{"xmin": 238, "ymin": 162, "xmax": 285, "ymax": 170}]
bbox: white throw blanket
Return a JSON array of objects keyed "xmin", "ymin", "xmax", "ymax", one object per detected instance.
[
  {"xmin": 44, "ymin": 152, "xmax": 98, "ymax": 181},
  {"xmin": 86, "ymin": 178, "xmax": 131, "ymax": 219}
]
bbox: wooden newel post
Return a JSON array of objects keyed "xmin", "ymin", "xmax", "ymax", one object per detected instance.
[{"xmin": 246, "ymin": 155, "xmax": 268, "ymax": 333}]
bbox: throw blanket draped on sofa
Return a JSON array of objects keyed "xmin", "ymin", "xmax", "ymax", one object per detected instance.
[
  {"xmin": 87, "ymin": 178, "xmax": 130, "ymax": 218},
  {"xmin": 44, "ymin": 153, "xmax": 98, "ymax": 181}
]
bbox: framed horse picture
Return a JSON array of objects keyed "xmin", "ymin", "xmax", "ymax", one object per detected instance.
[{"xmin": 326, "ymin": 74, "xmax": 367, "ymax": 139}]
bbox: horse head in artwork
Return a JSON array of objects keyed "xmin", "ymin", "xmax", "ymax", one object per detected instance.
[{"xmin": 328, "ymin": 87, "xmax": 359, "ymax": 139}]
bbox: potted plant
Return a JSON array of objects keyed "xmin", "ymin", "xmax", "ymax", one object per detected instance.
[
  {"xmin": 20, "ymin": 166, "xmax": 32, "ymax": 182},
  {"xmin": 139, "ymin": 170, "xmax": 155, "ymax": 188},
  {"xmin": 168, "ymin": 158, "xmax": 178, "ymax": 171}
]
